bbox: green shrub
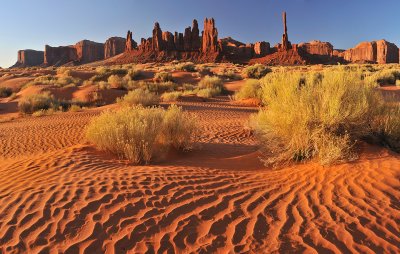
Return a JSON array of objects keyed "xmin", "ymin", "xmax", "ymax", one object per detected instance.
[
  {"xmin": 234, "ymin": 79, "xmax": 262, "ymax": 100},
  {"xmin": 196, "ymin": 87, "xmax": 222, "ymax": 98},
  {"xmin": 176, "ymin": 62, "xmax": 196, "ymax": 72},
  {"xmin": 86, "ymin": 105, "xmax": 198, "ymax": 164},
  {"xmin": 243, "ymin": 64, "xmax": 271, "ymax": 79},
  {"xmin": 198, "ymin": 76, "xmax": 224, "ymax": 90},
  {"xmin": 0, "ymin": 87, "xmax": 13, "ymax": 98},
  {"xmin": 127, "ymin": 69, "xmax": 142, "ymax": 80},
  {"xmin": 251, "ymin": 68, "xmax": 400, "ymax": 166},
  {"xmin": 161, "ymin": 91, "xmax": 183, "ymax": 102},
  {"xmin": 108, "ymin": 75, "xmax": 126, "ymax": 89},
  {"xmin": 154, "ymin": 72, "xmax": 174, "ymax": 82},
  {"xmin": 18, "ymin": 92, "xmax": 55, "ymax": 114},
  {"xmin": 117, "ymin": 89, "xmax": 159, "ymax": 107}
]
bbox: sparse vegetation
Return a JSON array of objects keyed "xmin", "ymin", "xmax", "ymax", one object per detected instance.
[
  {"xmin": 251, "ymin": 68, "xmax": 400, "ymax": 166},
  {"xmin": 198, "ymin": 76, "xmax": 224, "ymax": 90},
  {"xmin": 234, "ymin": 79, "xmax": 262, "ymax": 100},
  {"xmin": 117, "ymin": 89, "xmax": 159, "ymax": 107},
  {"xmin": 154, "ymin": 72, "xmax": 174, "ymax": 82},
  {"xmin": 161, "ymin": 91, "xmax": 183, "ymax": 102},
  {"xmin": 243, "ymin": 64, "xmax": 271, "ymax": 79},
  {"xmin": 0, "ymin": 87, "xmax": 13, "ymax": 98},
  {"xmin": 86, "ymin": 105, "xmax": 198, "ymax": 164},
  {"xmin": 18, "ymin": 92, "xmax": 55, "ymax": 114},
  {"xmin": 176, "ymin": 62, "xmax": 196, "ymax": 72}
]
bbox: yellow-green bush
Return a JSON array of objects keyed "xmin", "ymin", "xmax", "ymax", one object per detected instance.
[
  {"xmin": 234, "ymin": 79, "xmax": 262, "ymax": 100},
  {"xmin": 243, "ymin": 64, "xmax": 271, "ymax": 79},
  {"xmin": 154, "ymin": 72, "xmax": 174, "ymax": 82},
  {"xmin": 161, "ymin": 91, "xmax": 182, "ymax": 102},
  {"xmin": 117, "ymin": 89, "xmax": 159, "ymax": 107},
  {"xmin": 198, "ymin": 75, "xmax": 224, "ymax": 90},
  {"xmin": 86, "ymin": 105, "xmax": 198, "ymax": 164},
  {"xmin": 251, "ymin": 68, "xmax": 400, "ymax": 166},
  {"xmin": 18, "ymin": 92, "xmax": 55, "ymax": 114}
]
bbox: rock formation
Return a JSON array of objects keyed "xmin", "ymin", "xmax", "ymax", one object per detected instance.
[
  {"xmin": 74, "ymin": 40, "xmax": 104, "ymax": 63},
  {"xmin": 174, "ymin": 32, "xmax": 184, "ymax": 51},
  {"xmin": 104, "ymin": 37, "xmax": 126, "ymax": 59},
  {"xmin": 191, "ymin": 20, "xmax": 201, "ymax": 51},
  {"xmin": 13, "ymin": 50, "xmax": 44, "ymax": 67},
  {"xmin": 44, "ymin": 45, "xmax": 78, "ymax": 66},
  {"xmin": 152, "ymin": 22, "xmax": 164, "ymax": 51},
  {"xmin": 343, "ymin": 40, "xmax": 399, "ymax": 64},
  {"xmin": 202, "ymin": 18, "xmax": 219, "ymax": 53},
  {"xmin": 279, "ymin": 12, "xmax": 291, "ymax": 51},
  {"xmin": 183, "ymin": 27, "xmax": 192, "ymax": 51},
  {"xmin": 44, "ymin": 40, "xmax": 104, "ymax": 66},
  {"xmin": 254, "ymin": 42, "xmax": 270, "ymax": 57},
  {"xmin": 125, "ymin": 31, "xmax": 137, "ymax": 51},
  {"xmin": 162, "ymin": 32, "xmax": 175, "ymax": 51},
  {"xmin": 297, "ymin": 40, "xmax": 333, "ymax": 56}
]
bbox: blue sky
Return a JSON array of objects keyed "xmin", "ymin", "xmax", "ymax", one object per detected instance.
[{"xmin": 1, "ymin": 0, "xmax": 399, "ymax": 67}]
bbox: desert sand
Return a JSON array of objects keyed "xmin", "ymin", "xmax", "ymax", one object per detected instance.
[{"xmin": 0, "ymin": 71, "xmax": 399, "ymax": 253}]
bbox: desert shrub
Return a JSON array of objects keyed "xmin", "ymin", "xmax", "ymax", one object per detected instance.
[
  {"xmin": 117, "ymin": 89, "xmax": 159, "ymax": 107},
  {"xmin": 251, "ymin": 68, "xmax": 400, "ymax": 166},
  {"xmin": 234, "ymin": 79, "xmax": 262, "ymax": 100},
  {"xmin": 69, "ymin": 104, "xmax": 82, "ymax": 112},
  {"xmin": 243, "ymin": 64, "xmax": 271, "ymax": 79},
  {"xmin": 139, "ymin": 81, "xmax": 178, "ymax": 94},
  {"xmin": 196, "ymin": 87, "xmax": 222, "ymax": 98},
  {"xmin": 396, "ymin": 80, "xmax": 400, "ymax": 87},
  {"xmin": 176, "ymin": 62, "xmax": 196, "ymax": 72},
  {"xmin": 217, "ymin": 68, "xmax": 242, "ymax": 81},
  {"xmin": 198, "ymin": 76, "xmax": 224, "ymax": 90},
  {"xmin": 161, "ymin": 91, "xmax": 183, "ymax": 102},
  {"xmin": 127, "ymin": 69, "xmax": 142, "ymax": 80},
  {"xmin": 18, "ymin": 92, "xmax": 55, "ymax": 114},
  {"xmin": 365, "ymin": 69, "xmax": 400, "ymax": 86},
  {"xmin": 56, "ymin": 67, "xmax": 72, "ymax": 77},
  {"xmin": 98, "ymin": 81, "xmax": 111, "ymax": 90},
  {"xmin": 154, "ymin": 72, "xmax": 174, "ymax": 82},
  {"xmin": 108, "ymin": 75, "xmax": 126, "ymax": 89},
  {"xmin": 0, "ymin": 87, "xmax": 13, "ymax": 98},
  {"xmin": 196, "ymin": 65, "xmax": 213, "ymax": 77},
  {"xmin": 86, "ymin": 105, "xmax": 198, "ymax": 164}
]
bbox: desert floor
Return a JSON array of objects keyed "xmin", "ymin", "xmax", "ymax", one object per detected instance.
[{"xmin": 0, "ymin": 67, "xmax": 399, "ymax": 253}]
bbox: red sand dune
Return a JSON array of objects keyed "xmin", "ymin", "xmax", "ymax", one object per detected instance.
[{"xmin": 0, "ymin": 95, "xmax": 399, "ymax": 253}]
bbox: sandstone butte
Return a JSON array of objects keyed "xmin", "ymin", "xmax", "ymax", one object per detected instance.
[{"xmin": 11, "ymin": 13, "xmax": 400, "ymax": 67}]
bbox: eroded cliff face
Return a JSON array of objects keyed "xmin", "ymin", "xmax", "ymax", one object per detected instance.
[
  {"xmin": 343, "ymin": 40, "xmax": 399, "ymax": 64},
  {"xmin": 297, "ymin": 41, "xmax": 333, "ymax": 56},
  {"xmin": 44, "ymin": 40, "xmax": 105, "ymax": 66},
  {"xmin": 13, "ymin": 50, "xmax": 44, "ymax": 67},
  {"xmin": 105, "ymin": 37, "xmax": 126, "ymax": 59}
]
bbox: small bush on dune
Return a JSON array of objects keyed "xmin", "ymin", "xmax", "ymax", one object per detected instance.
[
  {"xmin": 127, "ymin": 69, "xmax": 142, "ymax": 80},
  {"xmin": 251, "ymin": 68, "xmax": 400, "ymax": 166},
  {"xmin": 198, "ymin": 76, "xmax": 224, "ymax": 90},
  {"xmin": 243, "ymin": 64, "xmax": 271, "ymax": 79},
  {"xmin": 117, "ymin": 89, "xmax": 159, "ymax": 107},
  {"xmin": 18, "ymin": 92, "xmax": 55, "ymax": 114},
  {"xmin": 176, "ymin": 62, "xmax": 196, "ymax": 72},
  {"xmin": 86, "ymin": 105, "xmax": 198, "ymax": 164},
  {"xmin": 108, "ymin": 75, "xmax": 127, "ymax": 89},
  {"xmin": 154, "ymin": 72, "xmax": 174, "ymax": 82},
  {"xmin": 196, "ymin": 87, "xmax": 222, "ymax": 98},
  {"xmin": 161, "ymin": 91, "xmax": 183, "ymax": 102},
  {"xmin": 234, "ymin": 79, "xmax": 262, "ymax": 100},
  {"xmin": 0, "ymin": 87, "xmax": 13, "ymax": 98}
]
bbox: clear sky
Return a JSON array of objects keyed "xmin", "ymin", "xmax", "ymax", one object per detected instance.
[{"xmin": 1, "ymin": 0, "xmax": 399, "ymax": 67}]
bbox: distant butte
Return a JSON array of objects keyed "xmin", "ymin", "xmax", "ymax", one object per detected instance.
[{"xmin": 11, "ymin": 12, "xmax": 400, "ymax": 67}]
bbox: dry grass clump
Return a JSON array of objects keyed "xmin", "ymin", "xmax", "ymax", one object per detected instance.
[
  {"xmin": 198, "ymin": 75, "xmax": 223, "ymax": 89},
  {"xmin": 161, "ymin": 91, "xmax": 183, "ymax": 102},
  {"xmin": 243, "ymin": 64, "xmax": 271, "ymax": 79},
  {"xmin": 0, "ymin": 87, "xmax": 13, "ymax": 98},
  {"xmin": 18, "ymin": 92, "xmax": 55, "ymax": 114},
  {"xmin": 23, "ymin": 73, "xmax": 81, "ymax": 89},
  {"xmin": 175, "ymin": 62, "xmax": 196, "ymax": 72},
  {"xmin": 251, "ymin": 68, "xmax": 400, "ymax": 166},
  {"xmin": 154, "ymin": 72, "xmax": 174, "ymax": 82},
  {"xmin": 234, "ymin": 79, "xmax": 262, "ymax": 100},
  {"xmin": 196, "ymin": 88, "xmax": 221, "ymax": 98},
  {"xmin": 117, "ymin": 89, "xmax": 159, "ymax": 107},
  {"xmin": 86, "ymin": 105, "xmax": 198, "ymax": 164}
]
